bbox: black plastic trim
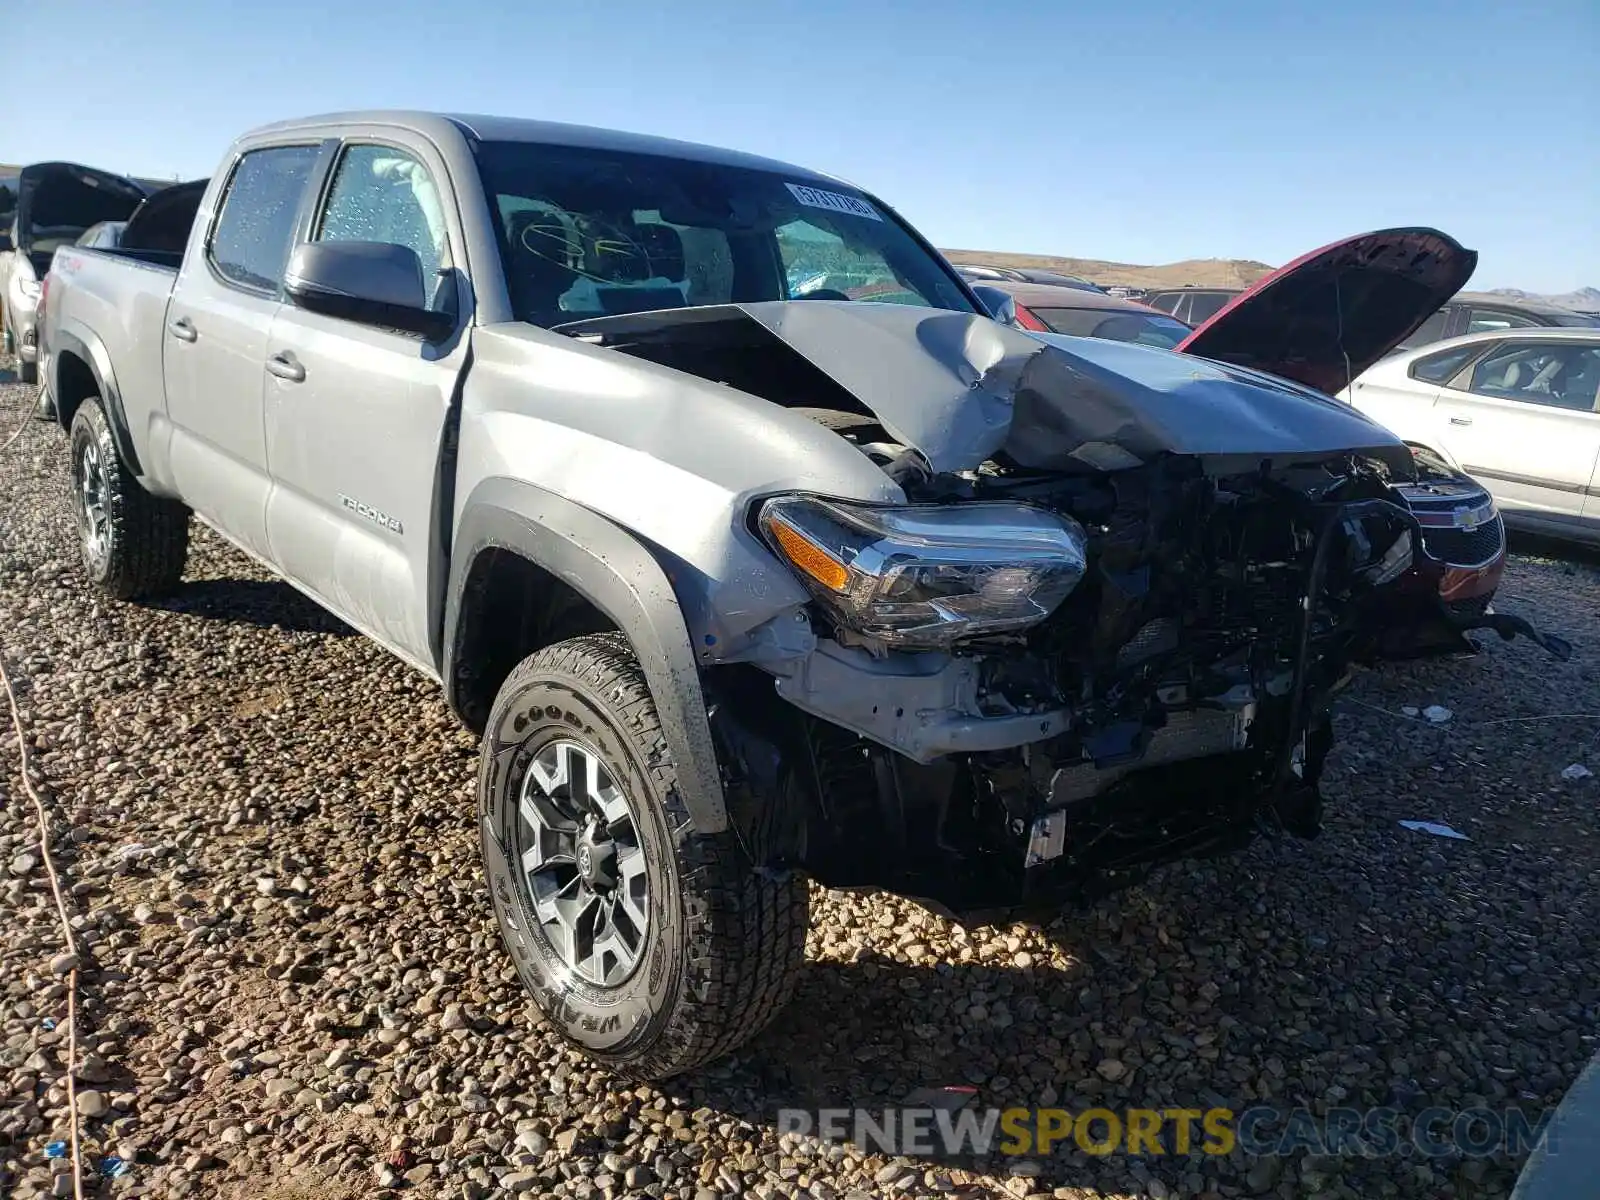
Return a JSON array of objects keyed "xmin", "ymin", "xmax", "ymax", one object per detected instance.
[
  {"xmin": 444, "ymin": 479, "xmax": 727, "ymax": 832},
  {"xmin": 49, "ymin": 327, "xmax": 143, "ymax": 477},
  {"xmin": 1464, "ymin": 464, "xmax": 1598, "ymax": 497}
]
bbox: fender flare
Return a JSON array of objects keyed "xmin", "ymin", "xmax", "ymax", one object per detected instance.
[
  {"xmin": 444, "ymin": 477, "xmax": 727, "ymax": 833},
  {"xmin": 50, "ymin": 324, "xmax": 145, "ymax": 477}
]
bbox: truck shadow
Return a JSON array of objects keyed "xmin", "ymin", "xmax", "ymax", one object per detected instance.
[
  {"xmin": 659, "ymin": 945, "xmax": 1229, "ymax": 1195},
  {"xmin": 649, "ymin": 870, "xmax": 1276, "ymax": 1195},
  {"xmin": 147, "ymin": 578, "xmax": 357, "ymax": 636}
]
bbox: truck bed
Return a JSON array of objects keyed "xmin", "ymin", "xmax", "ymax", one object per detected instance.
[
  {"xmin": 91, "ymin": 247, "xmax": 185, "ymax": 271},
  {"xmin": 64, "ymin": 246, "xmax": 183, "ymax": 273},
  {"xmin": 43, "ymin": 243, "xmax": 181, "ymax": 479}
]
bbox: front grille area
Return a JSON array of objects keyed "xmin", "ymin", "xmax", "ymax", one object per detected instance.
[
  {"xmin": 1049, "ymin": 706, "xmax": 1254, "ymax": 806},
  {"xmin": 1422, "ymin": 515, "xmax": 1505, "ymax": 567}
]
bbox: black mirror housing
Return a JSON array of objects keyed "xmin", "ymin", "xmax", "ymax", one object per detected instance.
[
  {"xmin": 969, "ymin": 284, "xmax": 1020, "ymax": 328},
  {"xmin": 284, "ymin": 241, "xmax": 452, "ymax": 341}
]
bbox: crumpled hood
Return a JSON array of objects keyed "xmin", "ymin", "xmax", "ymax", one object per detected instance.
[
  {"xmin": 557, "ymin": 300, "xmax": 1414, "ymax": 476},
  {"xmin": 1004, "ymin": 331, "xmax": 1413, "ymax": 474}
]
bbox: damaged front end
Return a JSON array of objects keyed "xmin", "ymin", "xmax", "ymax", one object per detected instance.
[
  {"xmin": 715, "ymin": 451, "xmax": 1533, "ymax": 920},
  {"xmin": 563, "ymin": 301, "xmax": 1571, "ymax": 922}
]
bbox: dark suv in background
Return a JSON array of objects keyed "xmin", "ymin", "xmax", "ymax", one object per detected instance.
[
  {"xmin": 1401, "ymin": 291, "xmax": 1600, "ymax": 349},
  {"xmin": 1142, "ymin": 285, "xmax": 1242, "ymax": 325}
]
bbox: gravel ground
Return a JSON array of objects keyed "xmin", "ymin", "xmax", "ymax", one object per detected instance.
[{"xmin": 0, "ymin": 360, "xmax": 1596, "ymax": 1200}]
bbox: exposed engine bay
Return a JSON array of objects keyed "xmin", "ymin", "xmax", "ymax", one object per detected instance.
[
  {"xmin": 559, "ymin": 299, "xmax": 1570, "ymax": 921},
  {"xmin": 711, "ymin": 436, "xmax": 1508, "ymax": 918}
]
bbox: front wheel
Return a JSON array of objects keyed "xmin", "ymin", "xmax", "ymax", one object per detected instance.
[
  {"xmin": 68, "ymin": 398, "xmax": 190, "ymax": 598},
  {"xmin": 478, "ymin": 632, "xmax": 809, "ymax": 1079}
]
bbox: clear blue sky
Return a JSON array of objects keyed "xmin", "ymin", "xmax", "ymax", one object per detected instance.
[{"xmin": 11, "ymin": 0, "xmax": 1597, "ymax": 292}]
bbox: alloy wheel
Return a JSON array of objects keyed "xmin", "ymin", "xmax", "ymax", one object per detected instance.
[
  {"xmin": 74, "ymin": 437, "xmax": 111, "ymax": 574},
  {"xmin": 513, "ymin": 739, "xmax": 650, "ymax": 986}
]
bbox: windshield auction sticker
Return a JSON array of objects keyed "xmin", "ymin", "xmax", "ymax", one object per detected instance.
[{"xmin": 785, "ymin": 182, "xmax": 883, "ymax": 221}]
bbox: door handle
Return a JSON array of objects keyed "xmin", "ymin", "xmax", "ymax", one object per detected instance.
[
  {"xmin": 1449, "ymin": 416, "xmax": 1473, "ymax": 426},
  {"xmin": 167, "ymin": 316, "xmax": 197, "ymax": 343},
  {"xmin": 265, "ymin": 352, "xmax": 305, "ymax": 383}
]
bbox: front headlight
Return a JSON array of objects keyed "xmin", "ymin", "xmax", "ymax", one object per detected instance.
[
  {"xmin": 20, "ymin": 279, "xmax": 41, "ymax": 298},
  {"xmin": 758, "ymin": 496, "xmax": 1088, "ymax": 648}
]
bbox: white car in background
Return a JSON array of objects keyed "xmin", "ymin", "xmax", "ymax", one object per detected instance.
[{"xmin": 1341, "ymin": 328, "xmax": 1600, "ymax": 544}]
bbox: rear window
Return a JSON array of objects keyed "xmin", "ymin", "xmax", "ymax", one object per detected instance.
[
  {"xmin": 1399, "ymin": 309, "xmax": 1450, "ymax": 348},
  {"xmin": 1035, "ymin": 307, "xmax": 1191, "ymax": 349},
  {"xmin": 1183, "ymin": 292, "xmax": 1235, "ymax": 324},
  {"xmin": 1464, "ymin": 307, "xmax": 1538, "ymax": 335},
  {"xmin": 472, "ymin": 139, "xmax": 974, "ymax": 327}
]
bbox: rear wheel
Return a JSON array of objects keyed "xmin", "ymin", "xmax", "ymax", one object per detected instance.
[
  {"xmin": 478, "ymin": 632, "xmax": 809, "ymax": 1079},
  {"xmin": 68, "ymin": 398, "xmax": 189, "ymax": 598}
]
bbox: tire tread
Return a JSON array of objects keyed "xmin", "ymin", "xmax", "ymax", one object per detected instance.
[
  {"xmin": 496, "ymin": 632, "xmax": 808, "ymax": 1078},
  {"xmin": 70, "ymin": 400, "xmax": 189, "ymax": 599}
]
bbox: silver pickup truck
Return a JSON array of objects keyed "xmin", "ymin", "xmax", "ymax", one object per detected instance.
[{"xmin": 37, "ymin": 110, "xmax": 1567, "ymax": 1080}]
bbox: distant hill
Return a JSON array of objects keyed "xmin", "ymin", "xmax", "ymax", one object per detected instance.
[
  {"xmin": 941, "ymin": 248, "xmax": 1276, "ymax": 290},
  {"xmin": 942, "ymin": 248, "xmax": 1599, "ymax": 311},
  {"xmin": 1485, "ymin": 286, "xmax": 1600, "ymax": 313}
]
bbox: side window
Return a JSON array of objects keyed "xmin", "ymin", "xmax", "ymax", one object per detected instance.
[
  {"xmin": 774, "ymin": 218, "xmax": 925, "ymax": 305},
  {"xmin": 1186, "ymin": 293, "xmax": 1232, "ymax": 324},
  {"xmin": 1400, "ymin": 309, "xmax": 1450, "ymax": 348},
  {"xmin": 1467, "ymin": 343, "xmax": 1600, "ymax": 412},
  {"xmin": 315, "ymin": 144, "xmax": 451, "ymax": 310},
  {"xmin": 1411, "ymin": 343, "xmax": 1481, "ymax": 384},
  {"xmin": 1465, "ymin": 307, "xmax": 1539, "ymax": 335},
  {"xmin": 209, "ymin": 144, "xmax": 322, "ymax": 292}
]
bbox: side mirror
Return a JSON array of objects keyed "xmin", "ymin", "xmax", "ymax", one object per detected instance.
[
  {"xmin": 284, "ymin": 241, "xmax": 452, "ymax": 341},
  {"xmin": 970, "ymin": 284, "xmax": 1020, "ymax": 328}
]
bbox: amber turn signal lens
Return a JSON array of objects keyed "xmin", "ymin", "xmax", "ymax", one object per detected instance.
[{"xmin": 771, "ymin": 519, "xmax": 850, "ymax": 592}]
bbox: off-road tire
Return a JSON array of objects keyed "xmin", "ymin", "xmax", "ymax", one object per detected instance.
[
  {"xmin": 68, "ymin": 398, "xmax": 189, "ymax": 599},
  {"xmin": 479, "ymin": 632, "xmax": 809, "ymax": 1079}
]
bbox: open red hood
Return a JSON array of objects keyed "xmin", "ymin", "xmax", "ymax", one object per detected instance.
[{"xmin": 1175, "ymin": 228, "xmax": 1477, "ymax": 394}]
